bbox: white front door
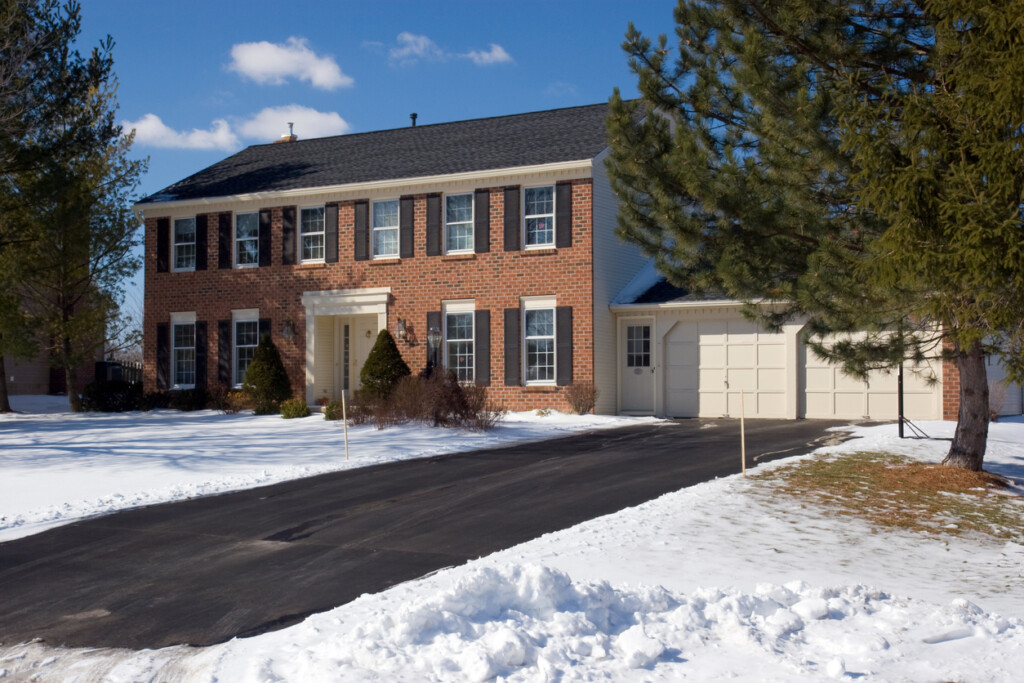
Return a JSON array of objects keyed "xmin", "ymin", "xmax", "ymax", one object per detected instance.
[{"xmin": 621, "ymin": 319, "xmax": 655, "ymax": 413}]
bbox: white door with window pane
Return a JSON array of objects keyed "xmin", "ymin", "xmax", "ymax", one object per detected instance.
[{"xmin": 621, "ymin": 319, "xmax": 654, "ymax": 413}]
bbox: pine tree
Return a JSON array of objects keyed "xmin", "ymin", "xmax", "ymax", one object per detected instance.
[
  {"xmin": 360, "ymin": 330, "xmax": 411, "ymax": 399},
  {"xmin": 606, "ymin": 0, "xmax": 1023, "ymax": 470},
  {"xmin": 242, "ymin": 334, "xmax": 291, "ymax": 414}
]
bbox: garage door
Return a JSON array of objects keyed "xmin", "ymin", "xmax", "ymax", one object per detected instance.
[
  {"xmin": 664, "ymin": 319, "xmax": 786, "ymax": 418},
  {"xmin": 800, "ymin": 342, "xmax": 940, "ymax": 420},
  {"xmin": 986, "ymin": 355, "xmax": 1023, "ymax": 416}
]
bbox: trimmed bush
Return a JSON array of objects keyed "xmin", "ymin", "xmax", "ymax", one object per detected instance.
[
  {"xmin": 81, "ymin": 380, "xmax": 142, "ymax": 412},
  {"xmin": 170, "ymin": 388, "xmax": 207, "ymax": 411},
  {"xmin": 141, "ymin": 391, "xmax": 171, "ymax": 411},
  {"xmin": 242, "ymin": 334, "xmax": 291, "ymax": 415},
  {"xmin": 359, "ymin": 329, "xmax": 410, "ymax": 399},
  {"xmin": 280, "ymin": 397, "xmax": 311, "ymax": 419},
  {"xmin": 324, "ymin": 400, "xmax": 344, "ymax": 421},
  {"xmin": 565, "ymin": 381, "xmax": 599, "ymax": 415}
]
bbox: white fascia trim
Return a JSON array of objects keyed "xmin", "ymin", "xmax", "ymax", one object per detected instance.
[
  {"xmin": 301, "ymin": 287, "xmax": 392, "ymax": 317},
  {"xmin": 134, "ymin": 159, "xmax": 594, "ymax": 213},
  {"xmin": 609, "ymin": 299, "xmax": 748, "ymax": 313}
]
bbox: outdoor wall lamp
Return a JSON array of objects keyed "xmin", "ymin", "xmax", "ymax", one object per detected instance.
[
  {"xmin": 282, "ymin": 320, "xmax": 296, "ymax": 342},
  {"xmin": 395, "ymin": 317, "xmax": 407, "ymax": 341},
  {"xmin": 426, "ymin": 326, "xmax": 442, "ymax": 348}
]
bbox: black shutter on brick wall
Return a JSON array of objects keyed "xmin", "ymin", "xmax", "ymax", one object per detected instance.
[
  {"xmin": 325, "ymin": 204, "xmax": 339, "ymax": 263},
  {"xmin": 504, "ymin": 308, "xmax": 521, "ymax": 385},
  {"xmin": 258, "ymin": 209, "xmax": 272, "ymax": 267},
  {"xmin": 195, "ymin": 215, "xmax": 208, "ymax": 271},
  {"xmin": 556, "ymin": 306, "xmax": 573, "ymax": 386},
  {"xmin": 555, "ymin": 182, "xmax": 572, "ymax": 248},
  {"xmin": 400, "ymin": 196, "xmax": 414, "ymax": 258},
  {"xmin": 218, "ymin": 213, "xmax": 232, "ymax": 269},
  {"xmin": 354, "ymin": 201, "xmax": 369, "ymax": 261},
  {"xmin": 258, "ymin": 318, "xmax": 271, "ymax": 342},
  {"xmin": 503, "ymin": 186, "xmax": 520, "ymax": 251},
  {"xmin": 426, "ymin": 311, "xmax": 441, "ymax": 371},
  {"xmin": 475, "ymin": 309, "xmax": 490, "ymax": 386},
  {"xmin": 156, "ymin": 218, "xmax": 169, "ymax": 273},
  {"xmin": 156, "ymin": 322, "xmax": 169, "ymax": 389},
  {"xmin": 474, "ymin": 189, "xmax": 490, "ymax": 254},
  {"xmin": 426, "ymin": 194, "xmax": 441, "ymax": 256},
  {"xmin": 194, "ymin": 321, "xmax": 207, "ymax": 389},
  {"xmin": 282, "ymin": 206, "xmax": 296, "ymax": 265},
  {"xmin": 218, "ymin": 320, "xmax": 231, "ymax": 385}
]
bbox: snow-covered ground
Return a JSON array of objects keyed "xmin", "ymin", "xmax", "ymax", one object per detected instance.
[{"xmin": 1, "ymin": 396, "xmax": 1023, "ymax": 682}]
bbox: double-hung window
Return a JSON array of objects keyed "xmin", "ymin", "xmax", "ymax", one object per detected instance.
[
  {"xmin": 523, "ymin": 186, "xmax": 554, "ymax": 248},
  {"xmin": 300, "ymin": 207, "xmax": 325, "ymax": 262},
  {"xmin": 171, "ymin": 319, "xmax": 196, "ymax": 388},
  {"xmin": 445, "ymin": 193, "xmax": 473, "ymax": 253},
  {"xmin": 235, "ymin": 213, "xmax": 259, "ymax": 267},
  {"xmin": 372, "ymin": 199, "xmax": 399, "ymax": 258},
  {"xmin": 444, "ymin": 301, "xmax": 475, "ymax": 382},
  {"xmin": 233, "ymin": 311, "xmax": 259, "ymax": 386},
  {"xmin": 523, "ymin": 301, "xmax": 556, "ymax": 383},
  {"xmin": 173, "ymin": 217, "xmax": 196, "ymax": 271}
]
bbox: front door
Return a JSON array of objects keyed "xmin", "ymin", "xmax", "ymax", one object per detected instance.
[{"xmin": 621, "ymin": 319, "xmax": 655, "ymax": 413}]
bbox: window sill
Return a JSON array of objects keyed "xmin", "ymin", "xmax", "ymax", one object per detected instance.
[
  {"xmin": 297, "ymin": 261, "xmax": 327, "ymax": 268},
  {"xmin": 170, "ymin": 268, "xmax": 196, "ymax": 274},
  {"xmin": 520, "ymin": 248, "xmax": 557, "ymax": 257},
  {"xmin": 369, "ymin": 258, "xmax": 402, "ymax": 266},
  {"xmin": 523, "ymin": 384, "xmax": 558, "ymax": 392},
  {"xmin": 441, "ymin": 253, "xmax": 476, "ymax": 261}
]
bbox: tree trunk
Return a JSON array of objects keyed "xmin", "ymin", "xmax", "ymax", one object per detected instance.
[
  {"xmin": 65, "ymin": 363, "xmax": 82, "ymax": 412},
  {"xmin": 943, "ymin": 341, "xmax": 989, "ymax": 471},
  {"xmin": 0, "ymin": 355, "xmax": 11, "ymax": 412}
]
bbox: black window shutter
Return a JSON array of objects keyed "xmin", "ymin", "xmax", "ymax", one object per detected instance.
[
  {"xmin": 555, "ymin": 182, "xmax": 573, "ymax": 248},
  {"xmin": 282, "ymin": 206, "xmax": 296, "ymax": 265},
  {"xmin": 474, "ymin": 189, "xmax": 490, "ymax": 254},
  {"xmin": 156, "ymin": 218, "xmax": 169, "ymax": 273},
  {"xmin": 194, "ymin": 321, "xmax": 207, "ymax": 389},
  {"xmin": 354, "ymin": 201, "xmax": 369, "ymax": 261},
  {"xmin": 258, "ymin": 209, "xmax": 272, "ymax": 267},
  {"xmin": 325, "ymin": 203, "xmax": 339, "ymax": 263},
  {"xmin": 400, "ymin": 196, "xmax": 414, "ymax": 258},
  {"xmin": 475, "ymin": 309, "xmax": 490, "ymax": 386},
  {"xmin": 556, "ymin": 306, "xmax": 573, "ymax": 386},
  {"xmin": 218, "ymin": 319, "xmax": 231, "ymax": 385},
  {"xmin": 426, "ymin": 194, "xmax": 441, "ymax": 256},
  {"xmin": 426, "ymin": 311, "xmax": 441, "ymax": 371},
  {"xmin": 258, "ymin": 318, "xmax": 271, "ymax": 342},
  {"xmin": 218, "ymin": 213, "xmax": 232, "ymax": 269},
  {"xmin": 503, "ymin": 186, "xmax": 520, "ymax": 251},
  {"xmin": 195, "ymin": 215, "xmax": 208, "ymax": 271},
  {"xmin": 504, "ymin": 308, "xmax": 521, "ymax": 386},
  {"xmin": 156, "ymin": 322, "xmax": 169, "ymax": 389}
]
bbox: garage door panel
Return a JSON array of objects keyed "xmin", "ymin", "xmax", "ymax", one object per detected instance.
[
  {"xmin": 834, "ymin": 372, "xmax": 867, "ymax": 391},
  {"xmin": 666, "ymin": 390, "xmax": 698, "ymax": 417},
  {"xmin": 757, "ymin": 393, "xmax": 786, "ymax": 417},
  {"xmin": 728, "ymin": 320, "xmax": 757, "ymax": 335},
  {"xmin": 700, "ymin": 344, "xmax": 725, "ymax": 367},
  {"xmin": 727, "ymin": 344, "xmax": 755, "ymax": 366},
  {"xmin": 905, "ymin": 393, "xmax": 939, "ymax": 419},
  {"xmin": 700, "ymin": 368, "xmax": 725, "ymax": 391},
  {"xmin": 699, "ymin": 321, "xmax": 727, "ymax": 341},
  {"xmin": 804, "ymin": 393, "xmax": 833, "ymax": 417},
  {"xmin": 758, "ymin": 367, "xmax": 786, "ymax": 389},
  {"xmin": 667, "ymin": 362, "xmax": 697, "ymax": 390},
  {"xmin": 700, "ymin": 391, "xmax": 725, "ymax": 417},
  {"xmin": 758, "ymin": 344, "xmax": 785, "ymax": 366},
  {"xmin": 668, "ymin": 323, "xmax": 698, "ymax": 343},
  {"xmin": 804, "ymin": 367, "xmax": 833, "ymax": 392},
  {"xmin": 868, "ymin": 372, "xmax": 898, "ymax": 391},
  {"xmin": 834, "ymin": 393, "xmax": 866, "ymax": 418},
  {"xmin": 867, "ymin": 393, "xmax": 897, "ymax": 419},
  {"xmin": 727, "ymin": 392, "xmax": 756, "ymax": 416},
  {"xmin": 727, "ymin": 368, "xmax": 755, "ymax": 390},
  {"xmin": 667, "ymin": 341, "xmax": 698, "ymax": 367}
]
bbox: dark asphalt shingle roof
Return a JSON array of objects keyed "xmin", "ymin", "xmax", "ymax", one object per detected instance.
[{"xmin": 140, "ymin": 102, "xmax": 612, "ymax": 204}]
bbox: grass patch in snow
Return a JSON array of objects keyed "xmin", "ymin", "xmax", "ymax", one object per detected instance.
[{"xmin": 754, "ymin": 451, "xmax": 1024, "ymax": 542}]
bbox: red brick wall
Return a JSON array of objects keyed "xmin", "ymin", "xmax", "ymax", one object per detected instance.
[
  {"xmin": 144, "ymin": 180, "xmax": 595, "ymax": 412},
  {"xmin": 942, "ymin": 347, "xmax": 961, "ymax": 420}
]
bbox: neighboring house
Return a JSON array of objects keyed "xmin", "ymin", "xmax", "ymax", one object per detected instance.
[{"xmin": 136, "ymin": 103, "xmax": 647, "ymax": 413}]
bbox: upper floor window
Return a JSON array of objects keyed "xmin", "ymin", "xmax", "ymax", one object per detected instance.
[
  {"xmin": 235, "ymin": 213, "xmax": 259, "ymax": 267},
  {"xmin": 172, "ymin": 321, "xmax": 196, "ymax": 388},
  {"xmin": 445, "ymin": 194, "xmax": 473, "ymax": 253},
  {"xmin": 373, "ymin": 199, "xmax": 399, "ymax": 258},
  {"xmin": 173, "ymin": 217, "xmax": 196, "ymax": 271},
  {"xmin": 524, "ymin": 304, "xmax": 555, "ymax": 384},
  {"xmin": 300, "ymin": 206, "xmax": 325, "ymax": 262},
  {"xmin": 444, "ymin": 301, "xmax": 475, "ymax": 382},
  {"xmin": 523, "ymin": 186, "xmax": 554, "ymax": 248}
]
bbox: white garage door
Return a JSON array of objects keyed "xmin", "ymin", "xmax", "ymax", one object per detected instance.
[
  {"xmin": 800, "ymin": 343, "xmax": 940, "ymax": 420},
  {"xmin": 664, "ymin": 319, "xmax": 786, "ymax": 418},
  {"xmin": 986, "ymin": 355, "xmax": 1023, "ymax": 416}
]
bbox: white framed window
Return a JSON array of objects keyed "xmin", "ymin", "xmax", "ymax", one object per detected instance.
[
  {"xmin": 443, "ymin": 300, "xmax": 475, "ymax": 382},
  {"xmin": 300, "ymin": 206, "xmax": 325, "ymax": 262},
  {"xmin": 522, "ymin": 296, "xmax": 556, "ymax": 384},
  {"xmin": 235, "ymin": 212, "xmax": 259, "ymax": 267},
  {"xmin": 445, "ymin": 193, "xmax": 473, "ymax": 253},
  {"xmin": 233, "ymin": 309, "xmax": 259, "ymax": 387},
  {"xmin": 523, "ymin": 186, "xmax": 554, "ymax": 248},
  {"xmin": 173, "ymin": 217, "xmax": 196, "ymax": 271},
  {"xmin": 170, "ymin": 312, "xmax": 196, "ymax": 388},
  {"xmin": 372, "ymin": 199, "xmax": 400, "ymax": 258}
]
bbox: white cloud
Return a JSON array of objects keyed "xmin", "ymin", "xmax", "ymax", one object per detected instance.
[
  {"xmin": 237, "ymin": 105, "xmax": 350, "ymax": 141},
  {"xmin": 122, "ymin": 113, "xmax": 239, "ymax": 151},
  {"xmin": 389, "ymin": 32, "xmax": 446, "ymax": 64},
  {"xmin": 228, "ymin": 37, "xmax": 353, "ymax": 90},
  {"xmin": 462, "ymin": 44, "xmax": 513, "ymax": 66}
]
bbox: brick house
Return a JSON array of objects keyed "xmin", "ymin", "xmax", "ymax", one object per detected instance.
[{"xmin": 137, "ymin": 103, "xmax": 647, "ymax": 413}]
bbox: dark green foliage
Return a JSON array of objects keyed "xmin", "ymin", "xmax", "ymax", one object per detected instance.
[
  {"xmin": 170, "ymin": 388, "xmax": 207, "ymax": 412},
  {"xmin": 280, "ymin": 397, "xmax": 310, "ymax": 419},
  {"xmin": 323, "ymin": 400, "xmax": 344, "ymax": 421},
  {"xmin": 80, "ymin": 380, "xmax": 141, "ymax": 412},
  {"xmin": 242, "ymin": 334, "xmax": 291, "ymax": 415},
  {"xmin": 141, "ymin": 391, "xmax": 171, "ymax": 411},
  {"xmin": 359, "ymin": 330, "xmax": 411, "ymax": 399}
]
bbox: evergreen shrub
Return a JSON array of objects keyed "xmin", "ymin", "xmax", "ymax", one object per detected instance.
[
  {"xmin": 280, "ymin": 397, "xmax": 310, "ymax": 419},
  {"xmin": 80, "ymin": 380, "xmax": 142, "ymax": 412},
  {"xmin": 323, "ymin": 400, "xmax": 344, "ymax": 421},
  {"xmin": 359, "ymin": 330, "xmax": 410, "ymax": 399},
  {"xmin": 242, "ymin": 334, "xmax": 291, "ymax": 414}
]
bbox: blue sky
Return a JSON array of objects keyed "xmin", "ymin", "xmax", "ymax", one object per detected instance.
[{"xmin": 80, "ymin": 0, "xmax": 678, "ymax": 200}]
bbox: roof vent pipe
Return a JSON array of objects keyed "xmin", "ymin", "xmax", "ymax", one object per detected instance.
[
  {"xmin": 410, "ymin": 112, "xmax": 417, "ymax": 127},
  {"xmin": 274, "ymin": 122, "xmax": 298, "ymax": 144}
]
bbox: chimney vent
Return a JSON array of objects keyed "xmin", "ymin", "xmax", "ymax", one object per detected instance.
[
  {"xmin": 410, "ymin": 112, "xmax": 418, "ymax": 127},
  {"xmin": 274, "ymin": 121, "xmax": 298, "ymax": 143}
]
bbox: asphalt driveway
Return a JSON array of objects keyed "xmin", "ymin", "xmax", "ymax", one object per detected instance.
[{"xmin": 0, "ymin": 418, "xmax": 854, "ymax": 649}]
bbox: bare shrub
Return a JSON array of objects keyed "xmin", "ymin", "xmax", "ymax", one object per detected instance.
[
  {"xmin": 390, "ymin": 375, "xmax": 428, "ymax": 422},
  {"xmin": 564, "ymin": 381, "xmax": 598, "ymax": 415},
  {"xmin": 989, "ymin": 380, "xmax": 1009, "ymax": 422}
]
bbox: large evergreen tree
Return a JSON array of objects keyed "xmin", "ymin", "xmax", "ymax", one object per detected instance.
[{"xmin": 606, "ymin": 0, "xmax": 1023, "ymax": 470}]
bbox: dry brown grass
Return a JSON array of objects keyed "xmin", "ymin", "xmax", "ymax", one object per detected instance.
[{"xmin": 753, "ymin": 452, "xmax": 1024, "ymax": 542}]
